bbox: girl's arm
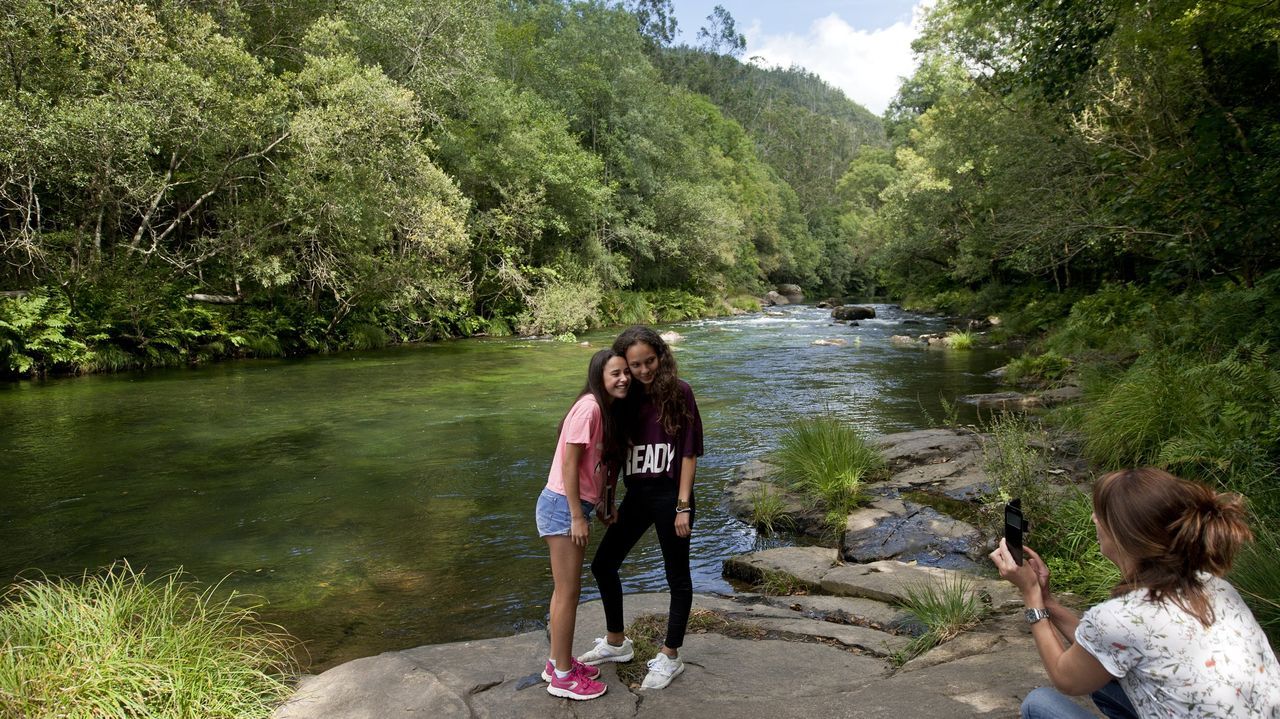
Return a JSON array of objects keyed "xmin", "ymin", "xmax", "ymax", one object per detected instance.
[
  {"xmin": 561, "ymin": 442, "xmax": 590, "ymax": 547},
  {"xmin": 674, "ymin": 456, "xmax": 695, "ymax": 538}
]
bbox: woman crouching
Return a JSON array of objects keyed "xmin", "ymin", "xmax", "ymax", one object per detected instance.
[{"xmin": 990, "ymin": 467, "xmax": 1279, "ymax": 718}]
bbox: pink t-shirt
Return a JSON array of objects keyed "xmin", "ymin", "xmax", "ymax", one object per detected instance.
[{"xmin": 545, "ymin": 394, "xmax": 605, "ymax": 504}]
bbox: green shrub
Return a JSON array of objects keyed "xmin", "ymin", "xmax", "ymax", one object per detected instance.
[
  {"xmin": 517, "ymin": 277, "xmax": 602, "ymax": 336},
  {"xmin": 945, "ymin": 330, "xmax": 974, "ymax": 350},
  {"xmin": 347, "ymin": 322, "xmax": 389, "ymax": 350},
  {"xmin": 1035, "ymin": 488, "xmax": 1123, "ymax": 604},
  {"xmin": 600, "ymin": 291, "xmax": 655, "ymax": 326},
  {"xmin": 1045, "ymin": 282, "xmax": 1159, "ymax": 359},
  {"xmin": 1078, "ymin": 347, "xmax": 1280, "ymax": 498},
  {"xmin": 0, "ymin": 562, "xmax": 298, "ymax": 718},
  {"xmin": 649, "ymin": 289, "xmax": 708, "ymax": 322},
  {"xmin": 895, "ymin": 574, "xmax": 986, "ymax": 663},
  {"xmin": 772, "ymin": 417, "xmax": 884, "ymax": 519},
  {"xmin": 1004, "ymin": 352, "xmax": 1072, "ymax": 385},
  {"xmin": 0, "ymin": 290, "xmax": 91, "ymax": 376},
  {"xmin": 1231, "ymin": 519, "xmax": 1280, "ymax": 649},
  {"xmin": 978, "ymin": 413, "xmax": 1053, "ymax": 537},
  {"xmin": 727, "ymin": 294, "xmax": 762, "ymax": 312}
]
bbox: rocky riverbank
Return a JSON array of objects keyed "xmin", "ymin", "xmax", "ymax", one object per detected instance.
[{"xmin": 273, "ymin": 425, "xmax": 1096, "ymax": 718}]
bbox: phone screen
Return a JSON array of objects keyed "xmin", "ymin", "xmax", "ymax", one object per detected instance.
[{"xmin": 1004, "ymin": 501, "xmax": 1024, "ymax": 566}]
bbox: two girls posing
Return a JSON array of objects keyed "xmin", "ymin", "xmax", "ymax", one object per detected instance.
[{"xmin": 534, "ymin": 326, "xmax": 704, "ymax": 701}]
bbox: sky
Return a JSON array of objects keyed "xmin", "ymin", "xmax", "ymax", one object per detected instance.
[{"xmin": 669, "ymin": 1, "xmax": 929, "ymax": 116}]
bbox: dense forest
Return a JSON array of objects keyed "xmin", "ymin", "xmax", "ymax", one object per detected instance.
[{"xmin": 0, "ymin": 0, "xmax": 886, "ymax": 374}]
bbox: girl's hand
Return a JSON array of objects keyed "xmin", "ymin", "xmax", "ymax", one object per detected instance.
[
  {"xmin": 596, "ymin": 501, "xmax": 617, "ymax": 526},
  {"xmin": 674, "ymin": 510, "xmax": 691, "ymax": 538},
  {"xmin": 989, "ymin": 538, "xmax": 1043, "ymax": 599},
  {"xmin": 570, "ymin": 515, "xmax": 590, "ymax": 547}
]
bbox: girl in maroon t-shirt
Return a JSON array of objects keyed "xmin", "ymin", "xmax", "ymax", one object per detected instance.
[{"xmin": 578, "ymin": 326, "xmax": 705, "ymax": 690}]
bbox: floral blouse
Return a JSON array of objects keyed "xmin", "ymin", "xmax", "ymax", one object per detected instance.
[{"xmin": 1076, "ymin": 574, "xmax": 1280, "ymax": 718}]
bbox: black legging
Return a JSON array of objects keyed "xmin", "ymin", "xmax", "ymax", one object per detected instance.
[{"xmin": 591, "ymin": 478, "xmax": 694, "ymax": 649}]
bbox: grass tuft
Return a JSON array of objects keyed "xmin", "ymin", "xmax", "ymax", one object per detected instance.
[
  {"xmin": 772, "ymin": 416, "xmax": 883, "ymax": 521},
  {"xmin": 894, "ymin": 574, "xmax": 986, "ymax": 664},
  {"xmin": 945, "ymin": 330, "xmax": 974, "ymax": 350},
  {"xmin": 747, "ymin": 486, "xmax": 792, "ymax": 535},
  {"xmin": 0, "ymin": 561, "xmax": 299, "ymax": 718}
]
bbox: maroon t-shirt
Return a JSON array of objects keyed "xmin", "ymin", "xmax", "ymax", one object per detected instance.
[{"xmin": 622, "ymin": 380, "xmax": 704, "ymax": 482}]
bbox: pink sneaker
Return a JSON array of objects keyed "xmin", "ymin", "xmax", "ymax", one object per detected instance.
[
  {"xmin": 541, "ymin": 657, "xmax": 601, "ymax": 683},
  {"xmin": 546, "ymin": 663, "xmax": 607, "ymax": 700}
]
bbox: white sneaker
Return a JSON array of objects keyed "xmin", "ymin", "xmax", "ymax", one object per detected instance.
[
  {"xmin": 577, "ymin": 637, "xmax": 634, "ymax": 665},
  {"xmin": 640, "ymin": 651, "xmax": 684, "ymax": 689}
]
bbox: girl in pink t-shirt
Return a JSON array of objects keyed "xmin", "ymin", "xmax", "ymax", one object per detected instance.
[{"xmin": 535, "ymin": 349, "xmax": 629, "ymax": 701}]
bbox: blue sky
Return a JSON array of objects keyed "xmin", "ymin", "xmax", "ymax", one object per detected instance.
[{"xmin": 668, "ymin": 1, "xmax": 929, "ymax": 115}]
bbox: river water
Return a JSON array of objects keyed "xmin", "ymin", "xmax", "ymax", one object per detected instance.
[{"xmin": 0, "ymin": 304, "xmax": 1006, "ymax": 668}]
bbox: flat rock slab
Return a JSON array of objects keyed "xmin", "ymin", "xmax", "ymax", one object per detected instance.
[
  {"xmin": 722, "ymin": 546, "xmax": 839, "ymax": 588},
  {"xmin": 748, "ymin": 593, "xmax": 916, "ymax": 633},
  {"xmin": 842, "ymin": 498, "xmax": 984, "ymax": 567},
  {"xmin": 882, "ymin": 449, "xmax": 992, "ymax": 500},
  {"xmin": 821, "ymin": 561, "xmax": 1020, "ymax": 611},
  {"xmin": 872, "ymin": 429, "xmax": 981, "ymax": 470}
]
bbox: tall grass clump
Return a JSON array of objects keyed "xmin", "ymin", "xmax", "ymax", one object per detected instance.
[
  {"xmin": 1231, "ymin": 519, "xmax": 1280, "ymax": 649},
  {"xmin": 896, "ymin": 575, "xmax": 986, "ymax": 662},
  {"xmin": 771, "ymin": 417, "xmax": 884, "ymax": 521},
  {"xmin": 1034, "ymin": 488, "xmax": 1123, "ymax": 603},
  {"xmin": 747, "ymin": 486, "xmax": 792, "ymax": 535},
  {"xmin": 945, "ymin": 330, "xmax": 974, "ymax": 350},
  {"xmin": 0, "ymin": 562, "xmax": 299, "ymax": 718}
]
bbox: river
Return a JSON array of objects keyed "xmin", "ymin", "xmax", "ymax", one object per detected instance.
[{"xmin": 0, "ymin": 304, "xmax": 1007, "ymax": 668}]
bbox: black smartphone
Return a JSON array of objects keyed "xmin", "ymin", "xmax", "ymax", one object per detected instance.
[{"xmin": 1004, "ymin": 499, "xmax": 1025, "ymax": 566}]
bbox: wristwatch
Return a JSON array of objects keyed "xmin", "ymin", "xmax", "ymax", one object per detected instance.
[
  {"xmin": 1025, "ymin": 607, "xmax": 1050, "ymax": 625},
  {"xmin": 675, "ymin": 499, "xmax": 692, "ymax": 513}
]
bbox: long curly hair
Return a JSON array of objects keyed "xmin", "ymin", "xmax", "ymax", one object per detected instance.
[
  {"xmin": 612, "ymin": 325, "xmax": 690, "ymax": 438},
  {"xmin": 1094, "ymin": 467, "xmax": 1253, "ymax": 627}
]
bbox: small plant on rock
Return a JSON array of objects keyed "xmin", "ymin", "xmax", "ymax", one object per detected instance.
[
  {"xmin": 748, "ymin": 486, "xmax": 792, "ymax": 535},
  {"xmin": 895, "ymin": 574, "xmax": 986, "ymax": 663}
]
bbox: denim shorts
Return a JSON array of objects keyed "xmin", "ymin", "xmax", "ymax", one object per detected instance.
[{"xmin": 536, "ymin": 488, "xmax": 595, "ymax": 537}]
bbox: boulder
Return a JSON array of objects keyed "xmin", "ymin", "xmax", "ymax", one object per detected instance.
[
  {"xmin": 762, "ymin": 291, "xmax": 789, "ymax": 306},
  {"xmin": 959, "ymin": 392, "xmax": 1040, "ymax": 411},
  {"xmin": 659, "ymin": 331, "xmax": 683, "ymax": 344},
  {"xmin": 831, "ymin": 305, "xmax": 876, "ymax": 321},
  {"xmin": 776, "ymin": 284, "xmax": 805, "ymax": 304},
  {"xmin": 816, "ymin": 296, "xmax": 843, "ymax": 309},
  {"xmin": 811, "ymin": 338, "xmax": 849, "ymax": 346},
  {"xmin": 841, "ymin": 498, "xmax": 985, "ymax": 569},
  {"xmin": 871, "ymin": 429, "xmax": 981, "ymax": 471},
  {"xmin": 1037, "ymin": 385, "xmax": 1083, "ymax": 406},
  {"xmin": 890, "ymin": 335, "xmax": 921, "ymax": 348}
]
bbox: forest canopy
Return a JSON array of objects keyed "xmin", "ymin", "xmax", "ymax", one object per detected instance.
[{"xmin": 0, "ymin": 0, "xmax": 882, "ymax": 374}]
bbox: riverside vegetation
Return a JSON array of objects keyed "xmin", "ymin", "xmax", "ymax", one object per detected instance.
[
  {"xmin": 0, "ymin": 562, "xmax": 297, "ymax": 718},
  {"xmin": 0, "ymin": 0, "xmax": 880, "ymax": 378}
]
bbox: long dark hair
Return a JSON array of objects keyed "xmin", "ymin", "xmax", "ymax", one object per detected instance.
[
  {"xmin": 556, "ymin": 349, "xmax": 626, "ymax": 478},
  {"xmin": 1094, "ymin": 467, "xmax": 1253, "ymax": 627},
  {"xmin": 612, "ymin": 325, "xmax": 690, "ymax": 437}
]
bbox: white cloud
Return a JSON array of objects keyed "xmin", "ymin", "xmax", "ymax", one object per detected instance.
[{"xmin": 743, "ymin": 2, "xmax": 930, "ymax": 116}]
